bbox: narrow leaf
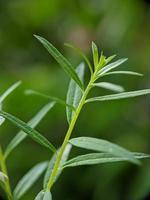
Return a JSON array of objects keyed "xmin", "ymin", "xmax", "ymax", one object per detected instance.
[
  {"xmin": 0, "ymin": 171, "xmax": 8, "ymax": 184},
  {"xmin": 102, "ymin": 70, "xmax": 143, "ymax": 77},
  {"xmin": 66, "ymin": 63, "xmax": 85, "ymax": 124},
  {"xmin": 92, "ymin": 82, "xmax": 125, "ymax": 93},
  {"xmin": 92, "ymin": 42, "xmax": 99, "ymax": 69},
  {"xmin": 86, "ymin": 89, "xmax": 150, "ymax": 103},
  {"xmin": 63, "ymin": 152, "xmax": 150, "ymax": 168},
  {"xmin": 98, "ymin": 51, "xmax": 106, "ymax": 68},
  {"xmin": 0, "ymin": 116, "xmax": 5, "ymax": 126},
  {"xmin": 98, "ymin": 58, "xmax": 128, "ymax": 76},
  {"xmin": 34, "ymin": 35, "xmax": 83, "ymax": 90},
  {"xmin": 106, "ymin": 55, "xmax": 116, "ymax": 64},
  {"xmin": 43, "ymin": 144, "xmax": 72, "ymax": 189},
  {"xmin": 35, "ymin": 190, "xmax": 52, "ymax": 200},
  {"xmin": 0, "ymin": 111, "xmax": 56, "ymax": 153},
  {"xmin": 0, "ymin": 81, "xmax": 21, "ymax": 104},
  {"xmin": 69, "ymin": 137, "xmax": 140, "ymax": 165},
  {"xmin": 64, "ymin": 43, "xmax": 93, "ymax": 74},
  {"xmin": 4, "ymin": 102, "xmax": 55, "ymax": 159},
  {"xmin": 25, "ymin": 90, "xmax": 75, "ymax": 111},
  {"xmin": 14, "ymin": 162, "xmax": 48, "ymax": 200}
]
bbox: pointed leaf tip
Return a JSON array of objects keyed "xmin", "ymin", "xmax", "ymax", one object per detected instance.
[
  {"xmin": 92, "ymin": 41, "xmax": 99, "ymax": 69},
  {"xmin": 0, "ymin": 81, "xmax": 22, "ymax": 104},
  {"xmin": 34, "ymin": 35, "xmax": 83, "ymax": 90},
  {"xmin": 92, "ymin": 82, "xmax": 125, "ymax": 93}
]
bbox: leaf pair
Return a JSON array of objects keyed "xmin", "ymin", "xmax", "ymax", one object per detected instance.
[
  {"xmin": 69, "ymin": 137, "xmax": 140, "ymax": 165},
  {"xmin": 56, "ymin": 137, "xmax": 150, "ymax": 168},
  {"xmin": 98, "ymin": 58, "xmax": 128, "ymax": 76},
  {"xmin": 96, "ymin": 57, "xmax": 143, "ymax": 78}
]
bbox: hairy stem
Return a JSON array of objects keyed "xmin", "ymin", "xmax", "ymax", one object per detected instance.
[
  {"xmin": 47, "ymin": 75, "xmax": 95, "ymax": 190},
  {"xmin": 0, "ymin": 147, "xmax": 13, "ymax": 200}
]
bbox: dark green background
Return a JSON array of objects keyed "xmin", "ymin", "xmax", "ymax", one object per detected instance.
[{"xmin": 0, "ymin": 0, "xmax": 150, "ymax": 199}]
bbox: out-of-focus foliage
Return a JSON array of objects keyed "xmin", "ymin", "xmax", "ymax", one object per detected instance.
[{"xmin": 0, "ymin": 0, "xmax": 150, "ymax": 199}]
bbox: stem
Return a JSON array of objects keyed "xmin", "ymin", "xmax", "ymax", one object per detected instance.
[
  {"xmin": 0, "ymin": 146, "xmax": 13, "ymax": 200},
  {"xmin": 47, "ymin": 75, "xmax": 95, "ymax": 190}
]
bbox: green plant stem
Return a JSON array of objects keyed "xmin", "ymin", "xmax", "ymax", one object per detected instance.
[
  {"xmin": 47, "ymin": 75, "xmax": 95, "ymax": 190},
  {"xmin": 0, "ymin": 146, "xmax": 13, "ymax": 200}
]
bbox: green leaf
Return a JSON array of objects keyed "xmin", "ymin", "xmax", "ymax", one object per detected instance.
[
  {"xmin": 92, "ymin": 82, "xmax": 125, "ymax": 93},
  {"xmin": 63, "ymin": 152, "xmax": 150, "ymax": 168},
  {"xmin": 86, "ymin": 89, "xmax": 150, "ymax": 103},
  {"xmin": 4, "ymin": 102, "xmax": 55, "ymax": 159},
  {"xmin": 0, "ymin": 171, "xmax": 8, "ymax": 184},
  {"xmin": 25, "ymin": 90, "xmax": 75, "ymax": 111},
  {"xmin": 14, "ymin": 162, "xmax": 48, "ymax": 200},
  {"xmin": 92, "ymin": 42, "xmax": 99, "ymax": 69},
  {"xmin": 98, "ymin": 51, "xmax": 106, "ymax": 68},
  {"xmin": 43, "ymin": 144, "xmax": 72, "ymax": 189},
  {"xmin": 69, "ymin": 137, "xmax": 140, "ymax": 165},
  {"xmin": 105, "ymin": 55, "xmax": 116, "ymax": 64},
  {"xmin": 0, "ymin": 81, "xmax": 21, "ymax": 104},
  {"xmin": 35, "ymin": 190, "xmax": 52, "ymax": 200},
  {"xmin": 0, "ymin": 111, "xmax": 56, "ymax": 153},
  {"xmin": 0, "ymin": 116, "xmax": 5, "ymax": 126},
  {"xmin": 64, "ymin": 43, "xmax": 93, "ymax": 74},
  {"xmin": 66, "ymin": 63, "xmax": 85, "ymax": 124},
  {"xmin": 98, "ymin": 58, "xmax": 128, "ymax": 76},
  {"xmin": 34, "ymin": 35, "xmax": 83, "ymax": 90},
  {"xmin": 102, "ymin": 70, "xmax": 143, "ymax": 77}
]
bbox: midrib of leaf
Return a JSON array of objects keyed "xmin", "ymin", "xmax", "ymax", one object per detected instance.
[
  {"xmin": 63, "ymin": 152, "xmax": 150, "ymax": 168},
  {"xmin": 0, "ymin": 111, "xmax": 56, "ymax": 153}
]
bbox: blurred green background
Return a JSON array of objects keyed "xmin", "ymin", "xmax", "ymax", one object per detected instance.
[{"xmin": 0, "ymin": 0, "xmax": 150, "ymax": 199}]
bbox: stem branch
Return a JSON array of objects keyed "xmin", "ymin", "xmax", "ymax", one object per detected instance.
[{"xmin": 47, "ymin": 75, "xmax": 95, "ymax": 190}]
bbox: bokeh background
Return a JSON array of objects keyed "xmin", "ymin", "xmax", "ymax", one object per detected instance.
[{"xmin": 0, "ymin": 0, "xmax": 150, "ymax": 199}]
